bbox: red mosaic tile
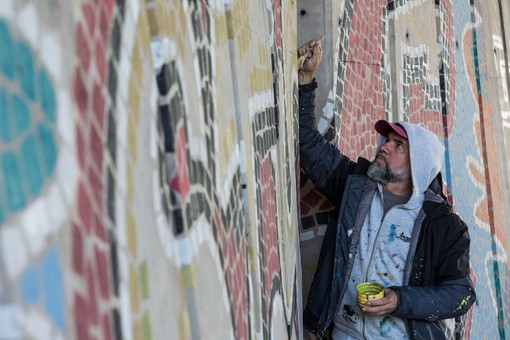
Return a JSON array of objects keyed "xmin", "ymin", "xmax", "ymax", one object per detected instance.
[
  {"xmin": 94, "ymin": 245, "xmax": 111, "ymax": 299},
  {"xmin": 87, "ymin": 167, "xmax": 102, "ymax": 207},
  {"xmin": 319, "ymin": 200, "xmax": 334, "ymax": 210},
  {"xmin": 101, "ymin": 0, "xmax": 115, "ymax": 17},
  {"xmin": 73, "ymin": 293, "xmax": 89, "ymax": 340},
  {"xmin": 300, "ymin": 201, "xmax": 310, "ymax": 216},
  {"xmin": 92, "ymin": 81, "xmax": 105, "ymax": 127},
  {"xmin": 75, "ymin": 123, "xmax": 86, "ymax": 168},
  {"xmin": 72, "ymin": 223, "xmax": 84, "ymax": 275},
  {"xmin": 98, "ymin": 5, "xmax": 110, "ymax": 42},
  {"xmin": 78, "ymin": 182, "xmax": 93, "ymax": 233},
  {"xmin": 170, "ymin": 126, "xmax": 190, "ymax": 199},
  {"xmin": 76, "ymin": 24, "xmax": 91, "ymax": 72},
  {"xmin": 89, "ymin": 122, "xmax": 104, "ymax": 174},
  {"xmin": 93, "ymin": 212, "xmax": 107, "ymax": 242},
  {"xmin": 95, "ymin": 39, "xmax": 107, "ymax": 83},
  {"xmin": 272, "ymin": 0, "xmax": 282, "ymax": 47},
  {"xmin": 82, "ymin": 3, "xmax": 96, "ymax": 36},
  {"xmin": 73, "ymin": 69, "xmax": 89, "ymax": 116},
  {"xmin": 102, "ymin": 313, "xmax": 112, "ymax": 340}
]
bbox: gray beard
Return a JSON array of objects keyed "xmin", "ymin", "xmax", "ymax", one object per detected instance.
[{"xmin": 367, "ymin": 156, "xmax": 411, "ymax": 184}]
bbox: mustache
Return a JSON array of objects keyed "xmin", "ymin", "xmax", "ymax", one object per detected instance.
[{"xmin": 375, "ymin": 152, "xmax": 387, "ymax": 163}]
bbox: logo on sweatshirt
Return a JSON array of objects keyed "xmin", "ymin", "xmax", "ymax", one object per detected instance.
[{"xmin": 396, "ymin": 231, "xmax": 411, "ymax": 243}]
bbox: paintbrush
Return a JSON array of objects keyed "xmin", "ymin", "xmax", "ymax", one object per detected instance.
[{"xmin": 297, "ymin": 35, "xmax": 325, "ymax": 69}]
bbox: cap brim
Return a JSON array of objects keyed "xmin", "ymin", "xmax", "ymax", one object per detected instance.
[{"xmin": 374, "ymin": 120, "xmax": 408, "ymax": 138}]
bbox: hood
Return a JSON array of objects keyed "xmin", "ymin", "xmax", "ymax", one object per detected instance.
[{"xmin": 376, "ymin": 121, "xmax": 445, "ymax": 199}]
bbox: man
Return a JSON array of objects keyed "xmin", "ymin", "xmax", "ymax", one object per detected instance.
[{"xmin": 298, "ymin": 39, "xmax": 476, "ymax": 339}]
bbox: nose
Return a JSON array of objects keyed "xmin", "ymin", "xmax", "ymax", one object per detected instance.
[{"xmin": 380, "ymin": 140, "xmax": 391, "ymax": 153}]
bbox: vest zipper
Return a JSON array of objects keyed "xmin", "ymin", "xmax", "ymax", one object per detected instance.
[{"xmin": 361, "ymin": 210, "xmax": 387, "ymax": 339}]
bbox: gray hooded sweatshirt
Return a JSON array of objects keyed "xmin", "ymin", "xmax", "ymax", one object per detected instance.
[{"xmin": 332, "ymin": 122, "xmax": 446, "ymax": 339}]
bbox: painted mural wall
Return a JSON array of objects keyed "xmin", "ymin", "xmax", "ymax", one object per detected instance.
[
  {"xmin": 1, "ymin": 0, "xmax": 509, "ymax": 339},
  {"xmin": 0, "ymin": 0, "xmax": 302, "ymax": 339}
]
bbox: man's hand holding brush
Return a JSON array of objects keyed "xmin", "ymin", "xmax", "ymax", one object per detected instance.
[{"xmin": 297, "ymin": 37, "xmax": 324, "ymax": 85}]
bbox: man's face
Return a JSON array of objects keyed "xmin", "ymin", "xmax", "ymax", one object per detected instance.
[{"xmin": 367, "ymin": 131, "xmax": 411, "ymax": 184}]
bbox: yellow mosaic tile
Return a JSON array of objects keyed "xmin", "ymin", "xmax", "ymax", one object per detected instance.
[
  {"xmin": 225, "ymin": 11, "xmax": 236, "ymax": 40},
  {"xmin": 146, "ymin": 6, "xmax": 159, "ymax": 36},
  {"xmin": 215, "ymin": 15, "xmax": 228, "ymax": 46},
  {"xmin": 258, "ymin": 41, "xmax": 268, "ymax": 65},
  {"xmin": 128, "ymin": 75, "xmax": 141, "ymax": 116},
  {"xmin": 127, "ymin": 210, "xmax": 137, "ymax": 256},
  {"xmin": 181, "ymin": 263, "xmax": 196, "ymax": 289},
  {"xmin": 137, "ymin": 7, "xmax": 151, "ymax": 48},
  {"xmin": 219, "ymin": 120, "xmax": 235, "ymax": 164},
  {"xmin": 139, "ymin": 261, "xmax": 149, "ymax": 299},
  {"xmin": 238, "ymin": 25, "xmax": 252, "ymax": 58},
  {"xmin": 142, "ymin": 311, "xmax": 152, "ymax": 339},
  {"xmin": 249, "ymin": 66, "xmax": 272, "ymax": 95},
  {"xmin": 127, "ymin": 166, "xmax": 133, "ymax": 200},
  {"xmin": 128, "ymin": 118, "xmax": 137, "ymax": 161},
  {"xmin": 178, "ymin": 310, "xmax": 189, "ymax": 340},
  {"xmin": 130, "ymin": 266, "xmax": 140, "ymax": 313},
  {"xmin": 132, "ymin": 320, "xmax": 142, "ymax": 340},
  {"xmin": 131, "ymin": 44, "xmax": 143, "ymax": 89}
]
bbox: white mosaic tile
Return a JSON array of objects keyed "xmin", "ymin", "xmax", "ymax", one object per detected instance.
[
  {"xmin": 156, "ymin": 212, "xmax": 177, "ymax": 262},
  {"xmin": 493, "ymin": 34, "xmax": 503, "ymax": 50},
  {"xmin": 118, "ymin": 56, "xmax": 131, "ymax": 101},
  {"xmin": 189, "ymin": 131, "xmax": 208, "ymax": 164},
  {"xmin": 218, "ymin": 146, "xmax": 240, "ymax": 210},
  {"xmin": 115, "ymin": 192, "xmax": 127, "ymax": 248},
  {"xmin": 150, "ymin": 39, "xmax": 164, "ymax": 70},
  {"xmin": 322, "ymin": 99, "xmax": 334, "ymax": 119},
  {"xmin": 22, "ymin": 198, "xmax": 49, "ymax": 255},
  {"xmin": 40, "ymin": 33, "xmax": 62, "ymax": 81},
  {"xmin": 149, "ymin": 118, "xmax": 157, "ymax": 161},
  {"xmin": 25, "ymin": 309, "xmax": 53, "ymax": 340},
  {"xmin": 1, "ymin": 227, "xmax": 28, "ymax": 278},
  {"xmin": 270, "ymin": 293, "xmax": 286, "ymax": 340},
  {"xmin": 177, "ymin": 237, "xmax": 192, "ymax": 266},
  {"xmin": 0, "ymin": 0, "xmax": 14, "ymax": 17},
  {"xmin": 116, "ymin": 101, "xmax": 128, "ymax": 151},
  {"xmin": 317, "ymin": 225, "xmax": 327, "ymax": 236},
  {"xmin": 116, "ymin": 140, "xmax": 127, "ymax": 197},
  {"xmin": 193, "ymin": 56, "xmax": 201, "ymax": 94},
  {"xmin": 149, "ymin": 80, "xmax": 158, "ymax": 113},
  {"xmin": 119, "ymin": 282, "xmax": 133, "ymax": 340},
  {"xmin": 317, "ymin": 117, "xmax": 329, "ymax": 135},
  {"xmin": 47, "ymin": 185, "xmax": 66, "ymax": 232},
  {"xmin": 16, "ymin": 4, "xmax": 38, "ymax": 48},
  {"xmin": 239, "ymin": 140, "xmax": 246, "ymax": 176},
  {"xmin": 57, "ymin": 91, "xmax": 74, "ymax": 145},
  {"xmin": 56, "ymin": 146, "xmax": 78, "ymax": 204},
  {"xmin": 128, "ymin": 0, "xmax": 140, "ymax": 28},
  {"xmin": 0, "ymin": 305, "xmax": 23, "ymax": 338},
  {"xmin": 299, "ymin": 230, "xmax": 315, "ymax": 242},
  {"xmin": 119, "ymin": 240, "xmax": 129, "ymax": 282},
  {"xmin": 152, "ymin": 170, "xmax": 162, "ymax": 213}
]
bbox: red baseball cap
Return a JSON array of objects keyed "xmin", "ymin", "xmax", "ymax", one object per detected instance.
[{"xmin": 374, "ymin": 120, "xmax": 408, "ymax": 139}]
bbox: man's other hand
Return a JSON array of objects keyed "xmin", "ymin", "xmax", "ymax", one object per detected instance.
[{"xmin": 361, "ymin": 288, "xmax": 398, "ymax": 316}]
